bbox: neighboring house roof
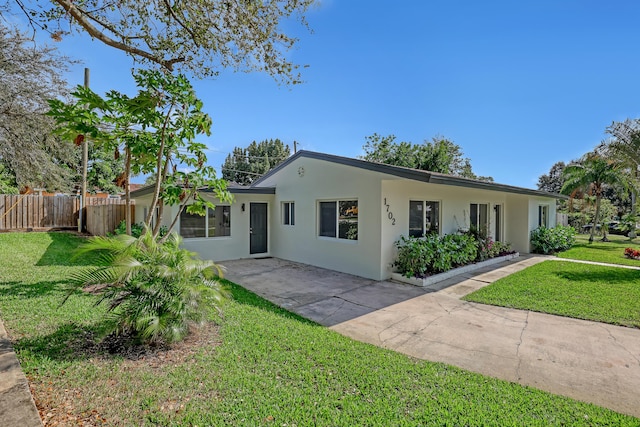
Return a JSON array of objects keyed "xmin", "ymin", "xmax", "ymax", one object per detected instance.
[
  {"xmin": 252, "ymin": 150, "xmax": 567, "ymax": 199},
  {"xmin": 130, "ymin": 183, "xmax": 275, "ymax": 198}
]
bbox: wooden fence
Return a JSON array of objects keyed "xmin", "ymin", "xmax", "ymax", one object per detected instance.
[
  {"xmin": 556, "ymin": 212, "xmax": 569, "ymax": 227},
  {"xmin": 0, "ymin": 195, "xmax": 133, "ymax": 235},
  {"xmin": 86, "ymin": 203, "xmax": 134, "ymax": 236}
]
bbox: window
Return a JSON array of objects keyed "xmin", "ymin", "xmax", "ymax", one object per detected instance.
[
  {"xmin": 180, "ymin": 206, "xmax": 230, "ymax": 238},
  {"xmin": 409, "ymin": 200, "xmax": 440, "ymax": 237},
  {"xmin": 538, "ymin": 205, "xmax": 549, "ymax": 228},
  {"xmin": 470, "ymin": 203, "xmax": 489, "ymax": 236},
  {"xmin": 319, "ymin": 200, "xmax": 358, "ymax": 240},
  {"xmin": 283, "ymin": 202, "xmax": 295, "ymax": 225}
]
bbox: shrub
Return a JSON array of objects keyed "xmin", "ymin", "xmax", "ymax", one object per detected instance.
[
  {"xmin": 459, "ymin": 228, "xmax": 515, "ymax": 262},
  {"xmin": 530, "ymin": 225, "xmax": 576, "ymax": 255},
  {"xmin": 113, "ymin": 220, "xmax": 145, "ymax": 238},
  {"xmin": 493, "ymin": 241, "xmax": 514, "ymax": 256},
  {"xmin": 112, "ymin": 220, "xmax": 168, "ymax": 238},
  {"xmin": 394, "ymin": 233, "xmax": 477, "ymax": 278},
  {"xmin": 66, "ymin": 230, "xmax": 227, "ymax": 345}
]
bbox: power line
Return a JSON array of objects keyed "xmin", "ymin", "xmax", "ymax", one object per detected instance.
[
  {"xmin": 220, "ymin": 168, "xmax": 264, "ymax": 177},
  {"xmin": 225, "ymin": 154, "xmax": 290, "ymax": 161}
]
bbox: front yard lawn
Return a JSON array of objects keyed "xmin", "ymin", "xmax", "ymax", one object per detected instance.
[
  {"xmin": 464, "ymin": 260, "xmax": 640, "ymax": 328},
  {"xmin": 558, "ymin": 233, "xmax": 640, "ymax": 266},
  {"xmin": 1, "ymin": 232, "xmax": 638, "ymax": 425}
]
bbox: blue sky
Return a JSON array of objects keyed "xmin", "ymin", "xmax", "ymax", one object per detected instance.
[{"xmin": 14, "ymin": 1, "xmax": 640, "ymax": 187}]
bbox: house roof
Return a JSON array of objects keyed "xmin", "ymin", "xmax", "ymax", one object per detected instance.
[{"xmin": 252, "ymin": 150, "xmax": 567, "ymax": 199}]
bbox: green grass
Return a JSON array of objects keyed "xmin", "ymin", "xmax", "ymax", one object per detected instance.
[
  {"xmin": 465, "ymin": 260, "xmax": 640, "ymax": 328},
  {"xmin": 558, "ymin": 233, "xmax": 640, "ymax": 266},
  {"xmin": 1, "ymin": 232, "xmax": 638, "ymax": 425}
]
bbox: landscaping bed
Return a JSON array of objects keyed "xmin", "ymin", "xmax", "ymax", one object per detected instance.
[
  {"xmin": 393, "ymin": 232, "xmax": 515, "ymax": 281},
  {"xmin": 391, "ymin": 252, "xmax": 520, "ymax": 287}
]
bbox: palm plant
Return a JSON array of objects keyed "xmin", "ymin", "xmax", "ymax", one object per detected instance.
[
  {"xmin": 607, "ymin": 119, "xmax": 640, "ymax": 238},
  {"xmin": 561, "ymin": 152, "xmax": 629, "ymax": 243},
  {"xmin": 66, "ymin": 229, "xmax": 227, "ymax": 344}
]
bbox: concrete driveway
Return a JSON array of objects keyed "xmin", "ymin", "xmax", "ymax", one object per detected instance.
[{"xmin": 222, "ymin": 256, "xmax": 640, "ymax": 418}]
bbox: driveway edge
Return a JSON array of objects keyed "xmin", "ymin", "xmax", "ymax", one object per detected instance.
[{"xmin": 0, "ymin": 318, "xmax": 42, "ymax": 426}]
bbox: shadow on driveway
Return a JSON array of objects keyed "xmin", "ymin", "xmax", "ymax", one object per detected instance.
[{"xmin": 222, "ymin": 257, "xmax": 430, "ymax": 327}]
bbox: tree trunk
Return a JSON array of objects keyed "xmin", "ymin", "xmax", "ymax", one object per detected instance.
[
  {"xmin": 145, "ymin": 107, "xmax": 173, "ymax": 230},
  {"xmin": 630, "ymin": 188, "xmax": 637, "ymax": 239},
  {"xmin": 589, "ymin": 195, "xmax": 601, "ymax": 244},
  {"xmin": 125, "ymin": 146, "xmax": 132, "ymax": 236},
  {"xmin": 161, "ymin": 201, "xmax": 188, "ymax": 243}
]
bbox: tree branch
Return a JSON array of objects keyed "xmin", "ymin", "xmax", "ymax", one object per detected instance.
[
  {"xmin": 161, "ymin": 0, "xmax": 199, "ymax": 47},
  {"xmin": 51, "ymin": 0, "xmax": 184, "ymax": 70}
]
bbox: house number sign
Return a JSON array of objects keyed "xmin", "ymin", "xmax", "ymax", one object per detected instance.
[{"xmin": 383, "ymin": 197, "xmax": 396, "ymax": 225}]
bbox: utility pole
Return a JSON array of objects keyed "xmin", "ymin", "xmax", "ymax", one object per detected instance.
[
  {"xmin": 293, "ymin": 140, "xmax": 297, "ymax": 153},
  {"xmin": 78, "ymin": 68, "xmax": 89, "ymax": 233}
]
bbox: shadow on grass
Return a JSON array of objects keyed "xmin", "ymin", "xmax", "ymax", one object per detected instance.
[
  {"xmin": 223, "ymin": 279, "xmax": 318, "ymax": 326},
  {"xmin": 13, "ymin": 321, "xmax": 114, "ymax": 363},
  {"xmin": 554, "ymin": 268, "xmax": 640, "ymax": 284},
  {"xmin": 0, "ymin": 279, "xmax": 69, "ymax": 299},
  {"xmin": 35, "ymin": 232, "xmax": 100, "ymax": 267},
  {"xmin": 13, "ymin": 318, "xmax": 179, "ymax": 363}
]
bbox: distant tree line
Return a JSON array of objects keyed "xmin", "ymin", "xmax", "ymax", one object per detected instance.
[
  {"xmin": 360, "ymin": 133, "xmax": 493, "ymax": 182},
  {"xmin": 222, "ymin": 139, "xmax": 291, "ymax": 185}
]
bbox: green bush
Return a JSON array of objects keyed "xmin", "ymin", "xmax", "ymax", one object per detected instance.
[
  {"xmin": 112, "ymin": 220, "xmax": 168, "ymax": 238},
  {"xmin": 394, "ymin": 233, "xmax": 477, "ymax": 278},
  {"xmin": 67, "ymin": 230, "xmax": 227, "ymax": 344},
  {"xmin": 113, "ymin": 220, "xmax": 145, "ymax": 237},
  {"xmin": 530, "ymin": 225, "xmax": 576, "ymax": 254}
]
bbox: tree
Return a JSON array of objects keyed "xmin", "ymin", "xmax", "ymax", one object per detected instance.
[
  {"xmin": 222, "ymin": 139, "xmax": 291, "ymax": 185},
  {"xmin": 537, "ymin": 161, "xmax": 566, "ymax": 194},
  {"xmin": 86, "ymin": 143, "xmax": 126, "ymax": 195},
  {"xmin": 360, "ymin": 134, "xmax": 493, "ymax": 181},
  {"xmin": 561, "ymin": 152, "xmax": 629, "ymax": 243},
  {"xmin": 48, "ymin": 70, "xmax": 232, "ymax": 237},
  {"xmin": 607, "ymin": 119, "xmax": 640, "ymax": 237},
  {"xmin": 8, "ymin": 0, "xmax": 315, "ymax": 82},
  {"xmin": 0, "ymin": 21, "xmax": 79, "ymax": 191},
  {"xmin": 0, "ymin": 163, "xmax": 18, "ymax": 194}
]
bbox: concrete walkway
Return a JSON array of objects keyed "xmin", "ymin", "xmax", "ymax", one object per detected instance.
[
  {"xmin": 223, "ymin": 255, "xmax": 640, "ymax": 418},
  {"xmin": 0, "ymin": 319, "xmax": 42, "ymax": 426}
]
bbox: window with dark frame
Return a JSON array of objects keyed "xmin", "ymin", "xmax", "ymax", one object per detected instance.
[
  {"xmin": 470, "ymin": 203, "xmax": 489, "ymax": 236},
  {"xmin": 409, "ymin": 200, "xmax": 440, "ymax": 237},
  {"xmin": 538, "ymin": 205, "xmax": 549, "ymax": 227},
  {"xmin": 283, "ymin": 202, "xmax": 295, "ymax": 225},
  {"xmin": 318, "ymin": 200, "xmax": 358, "ymax": 240},
  {"xmin": 180, "ymin": 206, "xmax": 230, "ymax": 238}
]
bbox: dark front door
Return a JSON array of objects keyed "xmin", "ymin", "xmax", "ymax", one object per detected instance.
[
  {"xmin": 495, "ymin": 204, "xmax": 502, "ymax": 242},
  {"xmin": 250, "ymin": 203, "xmax": 268, "ymax": 254}
]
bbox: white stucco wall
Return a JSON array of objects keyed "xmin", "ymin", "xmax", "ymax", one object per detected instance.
[
  {"xmin": 504, "ymin": 193, "xmax": 530, "ymax": 253},
  {"xmin": 258, "ymin": 157, "xmax": 384, "ymax": 280}
]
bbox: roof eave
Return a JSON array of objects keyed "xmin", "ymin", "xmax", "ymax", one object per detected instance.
[{"xmin": 253, "ymin": 150, "xmax": 566, "ymax": 199}]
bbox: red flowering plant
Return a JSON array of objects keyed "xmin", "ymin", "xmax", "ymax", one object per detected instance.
[{"xmin": 624, "ymin": 248, "xmax": 640, "ymax": 260}]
